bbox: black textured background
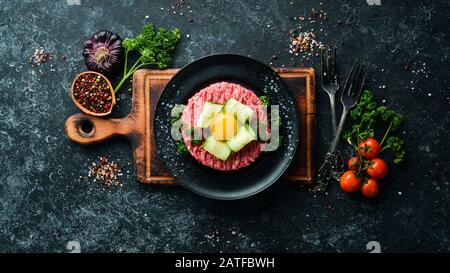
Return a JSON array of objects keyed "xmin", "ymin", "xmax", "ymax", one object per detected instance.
[{"xmin": 0, "ymin": 0, "xmax": 449, "ymax": 252}]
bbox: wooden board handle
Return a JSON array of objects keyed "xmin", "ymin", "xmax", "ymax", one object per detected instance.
[{"xmin": 65, "ymin": 113, "xmax": 134, "ymax": 145}]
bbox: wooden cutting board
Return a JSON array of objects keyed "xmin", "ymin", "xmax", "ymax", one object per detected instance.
[{"xmin": 65, "ymin": 68, "xmax": 316, "ymax": 184}]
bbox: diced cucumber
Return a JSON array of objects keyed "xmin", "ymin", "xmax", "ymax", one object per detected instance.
[
  {"xmin": 236, "ymin": 106, "xmax": 255, "ymax": 124},
  {"xmin": 171, "ymin": 104, "xmax": 186, "ymax": 118},
  {"xmin": 223, "ymin": 98, "xmax": 255, "ymax": 123},
  {"xmin": 226, "ymin": 125, "xmax": 257, "ymax": 152},
  {"xmin": 246, "ymin": 124, "xmax": 257, "ymax": 139},
  {"xmin": 202, "ymin": 136, "xmax": 231, "ymax": 161},
  {"xmin": 196, "ymin": 102, "xmax": 223, "ymax": 128},
  {"xmin": 223, "ymin": 98, "xmax": 240, "ymax": 113}
]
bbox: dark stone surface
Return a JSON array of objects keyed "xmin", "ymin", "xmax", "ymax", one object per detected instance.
[{"xmin": 0, "ymin": 0, "xmax": 449, "ymax": 252}]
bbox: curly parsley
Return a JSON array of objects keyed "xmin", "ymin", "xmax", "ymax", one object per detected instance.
[
  {"xmin": 115, "ymin": 24, "xmax": 181, "ymax": 93},
  {"xmin": 343, "ymin": 90, "xmax": 405, "ymax": 164},
  {"xmin": 259, "ymin": 96, "xmax": 270, "ymax": 107}
]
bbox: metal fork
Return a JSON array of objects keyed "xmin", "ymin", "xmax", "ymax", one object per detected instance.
[
  {"xmin": 321, "ymin": 44, "xmax": 339, "ymax": 134},
  {"xmin": 316, "ymin": 59, "xmax": 367, "ymax": 192},
  {"xmin": 321, "ymin": 44, "xmax": 345, "ymax": 181}
]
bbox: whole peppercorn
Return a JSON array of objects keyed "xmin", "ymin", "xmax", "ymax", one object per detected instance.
[{"xmin": 73, "ymin": 73, "xmax": 113, "ymax": 113}]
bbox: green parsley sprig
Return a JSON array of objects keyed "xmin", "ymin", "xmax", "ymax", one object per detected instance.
[
  {"xmin": 114, "ymin": 24, "xmax": 181, "ymax": 93},
  {"xmin": 342, "ymin": 90, "xmax": 405, "ymax": 164},
  {"xmin": 259, "ymin": 96, "xmax": 270, "ymax": 107}
]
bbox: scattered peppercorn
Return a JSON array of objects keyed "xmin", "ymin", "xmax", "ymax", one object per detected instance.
[
  {"xmin": 288, "ymin": 30, "xmax": 324, "ymax": 54},
  {"xmin": 88, "ymin": 156, "xmax": 123, "ymax": 188},
  {"xmin": 73, "ymin": 73, "xmax": 113, "ymax": 113},
  {"xmin": 287, "ymin": 4, "xmax": 340, "ymax": 65}
]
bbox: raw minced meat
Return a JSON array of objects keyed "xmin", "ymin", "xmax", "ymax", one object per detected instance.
[{"xmin": 181, "ymin": 82, "xmax": 268, "ymax": 171}]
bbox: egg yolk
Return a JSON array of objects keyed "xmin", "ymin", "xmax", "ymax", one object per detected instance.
[{"xmin": 210, "ymin": 113, "xmax": 238, "ymax": 141}]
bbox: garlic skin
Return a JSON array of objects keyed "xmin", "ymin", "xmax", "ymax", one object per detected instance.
[{"xmin": 83, "ymin": 30, "xmax": 123, "ymax": 74}]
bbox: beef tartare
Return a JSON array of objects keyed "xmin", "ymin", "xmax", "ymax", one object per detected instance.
[{"xmin": 181, "ymin": 82, "xmax": 267, "ymax": 171}]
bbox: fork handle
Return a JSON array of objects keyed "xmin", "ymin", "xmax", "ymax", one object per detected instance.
[
  {"xmin": 328, "ymin": 93, "xmax": 337, "ymax": 136},
  {"xmin": 329, "ymin": 109, "xmax": 348, "ymax": 154}
]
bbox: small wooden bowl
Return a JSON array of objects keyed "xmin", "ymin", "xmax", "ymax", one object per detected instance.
[{"xmin": 71, "ymin": 71, "xmax": 116, "ymax": 117}]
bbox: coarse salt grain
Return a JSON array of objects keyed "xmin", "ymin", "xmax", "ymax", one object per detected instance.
[{"xmin": 29, "ymin": 48, "xmax": 52, "ymax": 67}]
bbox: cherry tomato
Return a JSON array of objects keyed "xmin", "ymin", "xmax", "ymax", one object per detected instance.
[
  {"xmin": 361, "ymin": 178, "xmax": 379, "ymax": 198},
  {"xmin": 339, "ymin": 171, "xmax": 362, "ymax": 192},
  {"xmin": 367, "ymin": 158, "xmax": 388, "ymax": 179},
  {"xmin": 358, "ymin": 138, "xmax": 381, "ymax": 159},
  {"xmin": 347, "ymin": 157, "xmax": 360, "ymax": 171}
]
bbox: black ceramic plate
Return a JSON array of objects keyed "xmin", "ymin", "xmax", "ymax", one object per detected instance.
[{"xmin": 154, "ymin": 54, "xmax": 299, "ymax": 200}]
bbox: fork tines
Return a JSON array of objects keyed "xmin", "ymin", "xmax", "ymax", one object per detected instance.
[
  {"xmin": 321, "ymin": 44, "xmax": 338, "ymax": 85},
  {"xmin": 342, "ymin": 59, "xmax": 367, "ymax": 102}
]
